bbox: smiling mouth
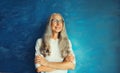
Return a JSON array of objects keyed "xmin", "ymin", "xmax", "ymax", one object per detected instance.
[{"xmin": 55, "ymin": 27, "xmax": 61, "ymax": 29}]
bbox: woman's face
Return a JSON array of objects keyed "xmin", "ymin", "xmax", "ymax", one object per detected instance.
[{"xmin": 51, "ymin": 14, "xmax": 63, "ymax": 33}]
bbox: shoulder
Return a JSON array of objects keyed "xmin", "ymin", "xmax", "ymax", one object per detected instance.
[
  {"xmin": 36, "ymin": 38, "xmax": 42, "ymax": 41},
  {"xmin": 35, "ymin": 38, "xmax": 42, "ymax": 50},
  {"xmin": 36, "ymin": 38, "xmax": 42, "ymax": 43}
]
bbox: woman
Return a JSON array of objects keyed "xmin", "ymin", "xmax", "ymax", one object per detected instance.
[{"xmin": 34, "ymin": 13, "xmax": 76, "ymax": 73}]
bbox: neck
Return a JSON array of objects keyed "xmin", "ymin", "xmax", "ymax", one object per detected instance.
[{"xmin": 51, "ymin": 32, "xmax": 59, "ymax": 40}]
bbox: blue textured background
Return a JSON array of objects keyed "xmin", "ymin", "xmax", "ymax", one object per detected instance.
[{"xmin": 0, "ymin": 0, "xmax": 120, "ymax": 73}]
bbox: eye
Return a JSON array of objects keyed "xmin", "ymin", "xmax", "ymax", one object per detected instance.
[
  {"xmin": 51, "ymin": 19, "xmax": 57, "ymax": 23},
  {"xmin": 59, "ymin": 19, "xmax": 64, "ymax": 22},
  {"xmin": 51, "ymin": 19, "xmax": 64, "ymax": 23}
]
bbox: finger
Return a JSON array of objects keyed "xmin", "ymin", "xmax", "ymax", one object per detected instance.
[
  {"xmin": 68, "ymin": 55, "xmax": 74, "ymax": 59},
  {"xmin": 35, "ymin": 59, "xmax": 41, "ymax": 62},
  {"xmin": 66, "ymin": 56, "xmax": 74, "ymax": 61},
  {"xmin": 36, "ymin": 56, "xmax": 42, "ymax": 58},
  {"xmin": 35, "ymin": 57, "xmax": 41, "ymax": 59},
  {"xmin": 35, "ymin": 56, "xmax": 42, "ymax": 59},
  {"xmin": 34, "ymin": 58, "xmax": 40, "ymax": 61},
  {"xmin": 35, "ymin": 60, "xmax": 38, "ymax": 63},
  {"xmin": 70, "ymin": 57, "xmax": 74, "ymax": 62},
  {"xmin": 35, "ymin": 59, "xmax": 41, "ymax": 63},
  {"xmin": 35, "ymin": 58, "xmax": 41, "ymax": 61},
  {"xmin": 36, "ymin": 55, "xmax": 42, "ymax": 58},
  {"xmin": 34, "ymin": 60, "xmax": 38, "ymax": 63},
  {"xmin": 69, "ymin": 56, "xmax": 74, "ymax": 60}
]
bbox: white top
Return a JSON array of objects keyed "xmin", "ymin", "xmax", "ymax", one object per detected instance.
[{"xmin": 35, "ymin": 38, "xmax": 76, "ymax": 73}]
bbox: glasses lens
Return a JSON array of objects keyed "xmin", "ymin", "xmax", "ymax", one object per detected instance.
[{"xmin": 52, "ymin": 19, "xmax": 63, "ymax": 23}]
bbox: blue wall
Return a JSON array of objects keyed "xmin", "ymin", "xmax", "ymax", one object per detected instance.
[{"xmin": 0, "ymin": 0, "xmax": 120, "ymax": 73}]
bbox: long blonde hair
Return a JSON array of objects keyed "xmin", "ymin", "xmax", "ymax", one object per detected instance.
[{"xmin": 40, "ymin": 13, "xmax": 71, "ymax": 58}]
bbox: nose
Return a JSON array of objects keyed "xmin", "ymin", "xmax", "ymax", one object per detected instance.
[
  {"xmin": 57, "ymin": 22, "xmax": 60, "ymax": 25},
  {"xmin": 57, "ymin": 22, "xmax": 59, "ymax": 25},
  {"xmin": 57, "ymin": 20, "xmax": 62, "ymax": 25}
]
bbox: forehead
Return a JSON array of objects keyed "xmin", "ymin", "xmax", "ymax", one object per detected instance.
[{"xmin": 52, "ymin": 14, "xmax": 62, "ymax": 19}]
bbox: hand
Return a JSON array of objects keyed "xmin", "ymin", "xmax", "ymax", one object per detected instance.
[
  {"xmin": 35, "ymin": 55, "xmax": 41, "ymax": 64},
  {"xmin": 64, "ymin": 54, "xmax": 74, "ymax": 62},
  {"xmin": 35, "ymin": 55, "xmax": 48, "ymax": 66}
]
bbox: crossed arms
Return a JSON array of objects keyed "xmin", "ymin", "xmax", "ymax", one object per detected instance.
[{"xmin": 34, "ymin": 54, "xmax": 75, "ymax": 72}]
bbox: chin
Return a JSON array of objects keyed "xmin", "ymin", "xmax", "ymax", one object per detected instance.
[{"xmin": 55, "ymin": 30, "xmax": 62, "ymax": 33}]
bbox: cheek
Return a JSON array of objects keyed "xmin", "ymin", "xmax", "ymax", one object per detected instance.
[{"xmin": 51, "ymin": 23, "xmax": 56, "ymax": 29}]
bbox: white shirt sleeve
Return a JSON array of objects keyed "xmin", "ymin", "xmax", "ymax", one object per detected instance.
[
  {"xmin": 68, "ymin": 40, "xmax": 76, "ymax": 65},
  {"xmin": 35, "ymin": 38, "xmax": 42, "ymax": 56},
  {"xmin": 35, "ymin": 38, "xmax": 42, "ymax": 68}
]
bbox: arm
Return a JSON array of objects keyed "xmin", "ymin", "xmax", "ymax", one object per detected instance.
[
  {"xmin": 46, "ymin": 40, "xmax": 76, "ymax": 70},
  {"xmin": 34, "ymin": 39, "xmax": 56, "ymax": 72},
  {"xmin": 47, "ymin": 54, "xmax": 75, "ymax": 70},
  {"xmin": 47, "ymin": 61, "xmax": 75, "ymax": 70},
  {"xmin": 35, "ymin": 39, "xmax": 76, "ymax": 71},
  {"xmin": 35, "ymin": 56, "xmax": 56, "ymax": 72},
  {"xmin": 37, "ymin": 55, "xmax": 75, "ymax": 70},
  {"xmin": 36, "ymin": 65, "xmax": 56, "ymax": 72}
]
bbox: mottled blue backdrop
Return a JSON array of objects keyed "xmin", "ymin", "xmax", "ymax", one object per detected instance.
[{"xmin": 0, "ymin": 0, "xmax": 120, "ymax": 73}]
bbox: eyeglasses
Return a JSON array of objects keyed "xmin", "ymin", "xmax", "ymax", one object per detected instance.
[{"xmin": 51, "ymin": 19, "xmax": 64, "ymax": 23}]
